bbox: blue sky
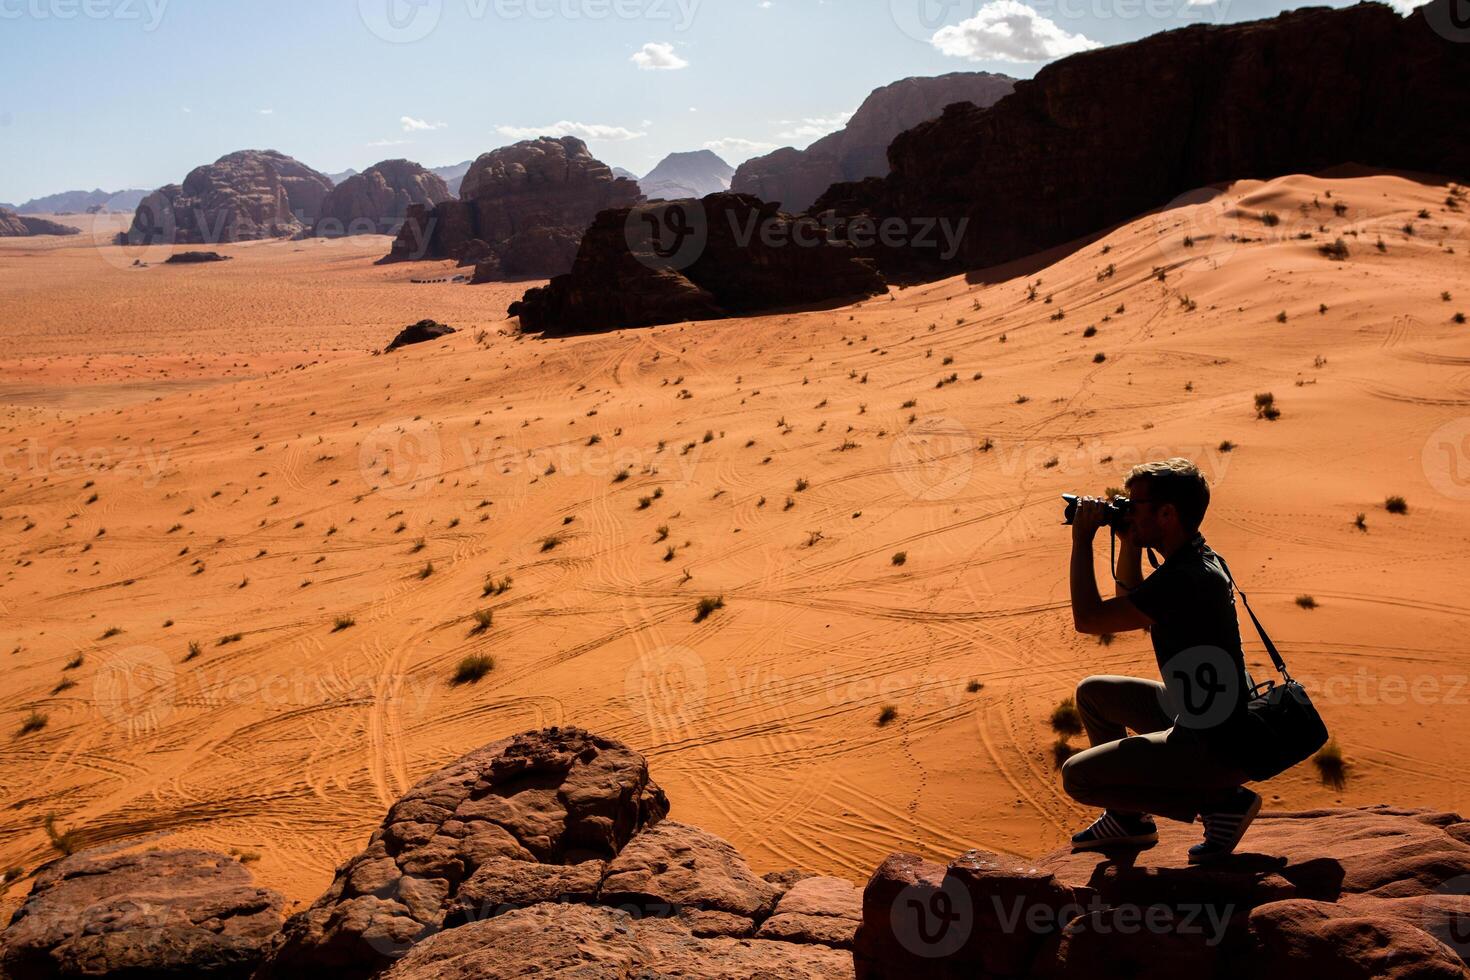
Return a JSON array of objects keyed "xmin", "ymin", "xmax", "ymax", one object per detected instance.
[{"xmin": 0, "ymin": 0, "xmax": 1416, "ymax": 203}]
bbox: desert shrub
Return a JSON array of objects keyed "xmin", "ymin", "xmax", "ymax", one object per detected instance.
[
  {"xmin": 1318, "ymin": 238, "xmax": 1349, "ymax": 261},
  {"xmin": 693, "ymin": 596, "xmax": 725, "ymax": 623},
  {"xmin": 1218, "ymin": 440, "xmax": 1236, "ymax": 453},
  {"xmin": 43, "ymin": 814, "xmax": 75, "ymax": 855},
  {"xmin": 877, "ymin": 705, "xmax": 899, "ymax": 727},
  {"xmin": 1384, "ymin": 496, "xmax": 1408, "ymax": 514},
  {"xmin": 1295, "ymin": 595, "xmax": 1318, "ymax": 610},
  {"xmin": 1254, "ymin": 393, "xmax": 1280, "ymax": 421},
  {"xmin": 1050, "ymin": 698, "xmax": 1084, "ymax": 737},
  {"xmin": 19, "ymin": 711, "xmax": 48, "ymax": 736},
  {"xmin": 1052, "ymin": 737, "xmax": 1078, "ymax": 769},
  {"xmin": 892, "ymin": 552, "xmax": 907, "ymax": 566},
  {"xmin": 1313, "ymin": 740, "xmax": 1347, "ymax": 790},
  {"xmin": 452, "ymin": 655, "xmax": 495, "ymax": 686},
  {"xmin": 332, "ymin": 616, "xmax": 355, "ymax": 633},
  {"xmin": 470, "ymin": 608, "xmax": 494, "ymax": 635}
]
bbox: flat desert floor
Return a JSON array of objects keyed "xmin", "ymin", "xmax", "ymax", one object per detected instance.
[{"xmin": 2, "ymin": 172, "xmax": 1469, "ymax": 917}]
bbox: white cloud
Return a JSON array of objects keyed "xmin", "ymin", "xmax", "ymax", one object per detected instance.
[
  {"xmin": 1384, "ymin": 0, "xmax": 1430, "ymax": 11},
  {"xmin": 496, "ymin": 121, "xmax": 647, "ymax": 142},
  {"xmin": 257, "ymin": 108, "xmax": 274, "ymax": 116},
  {"xmin": 931, "ymin": 0, "xmax": 1101, "ymax": 63},
  {"xmin": 368, "ymin": 138, "xmax": 413, "ymax": 148},
  {"xmin": 401, "ymin": 116, "xmax": 447, "ymax": 132},
  {"xmin": 703, "ymin": 137, "xmax": 778, "ymax": 160},
  {"xmin": 631, "ymin": 41, "xmax": 689, "ymax": 70},
  {"xmin": 777, "ymin": 110, "xmax": 855, "ymax": 141}
]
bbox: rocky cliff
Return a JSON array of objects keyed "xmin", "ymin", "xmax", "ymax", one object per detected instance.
[
  {"xmin": 385, "ymin": 136, "xmax": 642, "ymax": 280},
  {"xmin": 2, "ymin": 729, "xmax": 1466, "ymax": 979},
  {"xmin": 730, "ymin": 72, "xmax": 1016, "ymax": 214},
  {"xmin": 121, "ymin": 150, "xmax": 333, "ymax": 245},
  {"xmin": 314, "ymin": 159, "xmax": 451, "ymax": 237},
  {"xmin": 813, "ymin": 0, "xmax": 1470, "ymax": 280},
  {"xmin": 0, "ymin": 208, "xmax": 80, "ymax": 237},
  {"xmin": 508, "ymin": 193, "xmax": 887, "ymax": 335}
]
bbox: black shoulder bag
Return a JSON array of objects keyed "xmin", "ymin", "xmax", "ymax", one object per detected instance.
[{"xmin": 1214, "ymin": 552, "xmax": 1331, "ymax": 781}]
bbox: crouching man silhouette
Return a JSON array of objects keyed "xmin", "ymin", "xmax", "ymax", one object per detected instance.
[{"xmin": 1062, "ymin": 458, "xmax": 1264, "ymax": 864}]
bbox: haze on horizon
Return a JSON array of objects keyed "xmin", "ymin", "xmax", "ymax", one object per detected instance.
[{"xmin": 0, "ymin": 0, "xmax": 1432, "ymax": 204}]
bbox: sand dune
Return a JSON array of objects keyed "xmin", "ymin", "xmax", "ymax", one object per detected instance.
[{"xmin": 1, "ymin": 172, "xmax": 1467, "ymax": 915}]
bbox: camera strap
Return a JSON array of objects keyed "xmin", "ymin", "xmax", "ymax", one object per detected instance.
[{"xmin": 1213, "ymin": 551, "xmax": 1292, "ymax": 683}]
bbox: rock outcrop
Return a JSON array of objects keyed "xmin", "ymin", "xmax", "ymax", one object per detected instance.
[
  {"xmin": 165, "ymin": 251, "xmax": 232, "ymax": 264},
  {"xmin": 386, "ymin": 137, "xmax": 641, "ymax": 280},
  {"xmin": 383, "ymin": 320, "xmax": 456, "ymax": 353},
  {"xmin": 730, "ymin": 72, "xmax": 1015, "ymax": 214},
  {"xmin": 0, "ymin": 208, "xmax": 81, "ymax": 237},
  {"xmin": 639, "ymin": 150, "xmax": 735, "ymax": 201},
  {"xmin": 314, "ymin": 160, "xmax": 451, "ymax": 238},
  {"xmin": 8, "ymin": 729, "xmax": 1466, "ymax": 980},
  {"xmin": 255, "ymin": 728, "xmax": 671, "ymax": 979},
  {"xmin": 855, "ymin": 806, "xmax": 1470, "ymax": 979},
  {"xmin": 814, "ymin": 0, "xmax": 1470, "ymax": 280},
  {"xmin": 121, "ymin": 150, "xmax": 333, "ymax": 245},
  {"xmin": 0, "ymin": 848, "xmax": 284, "ymax": 980},
  {"xmin": 508, "ymin": 193, "xmax": 887, "ymax": 335}
]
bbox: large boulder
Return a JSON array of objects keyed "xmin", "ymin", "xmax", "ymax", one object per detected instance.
[
  {"xmin": 0, "ymin": 208, "xmax": 80, "ymax": 237},
  {"xmin": 121, "ymin": 150, "xmax": 333, "ymax": 245},
  {"xmin": 854, "ymin": 806, "xmax": 1470, "ymax": 979},
  {"xmin": 731, "ymin": 72, "xmax": 1015, "ymax": 214},
  {"xmin": 815, "ymin": 0, "xmax": 1470, "ymax": 280},
  {"xmin": 314, "ymin": 160, "xmax": 451, "ymax": 238},
  {"xmin": 380, "ymin": 904, "xmax": 855, "ymax": 980},
  {"xmin": 383, "ymin": 320, "xmax": 456, "ymax": 353},
  {"xmin": 255, "ymin": 727, "xmax": 670, "ymax": 979},
  {"xmin": 385, "ymin": 136, "xmax": 642, "ymax": 279},
  {"xmin": 599, "ymin": 820, "xmax": 782, "ymax": 934},
  {"xmin": 0, "ymin": 848, "xmax": 284, "ymax": 980},
  {"xmin": 508, "ymin": 193, "xmax": 887, "ymax": 335}
]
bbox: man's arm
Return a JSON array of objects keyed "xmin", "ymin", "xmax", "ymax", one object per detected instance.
[
  {"xmin": 1069, "ymin": 499, "xmax": 1155, "ymax": 635},
  {"xmin": 1114, "ymin": 537, "xmax": 1144, "ymax": 598}
]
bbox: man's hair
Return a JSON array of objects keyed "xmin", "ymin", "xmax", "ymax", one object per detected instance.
[{"xmin": 1126, "ymin": 458, "xmax": 1211, "ymax": 530}]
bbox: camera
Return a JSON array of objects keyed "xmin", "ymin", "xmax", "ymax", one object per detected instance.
[{"xmin": 1062, "ymin": 493, "xmax": 1133, "ymax": 533}]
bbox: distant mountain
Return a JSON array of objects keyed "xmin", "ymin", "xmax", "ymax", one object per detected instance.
[
  {"xmin": 327, "ymin": 169, "xmax": 360, "ymax": 186},
  {"xmin": 0, "ymin": 203, "xmax": 13, "ymax": 212},
  {"xmin": 611, "ymin": 167, "xmax": 639, "ymax": 182},
  {"xmin": 638, "ymin": 151, "xmax": 734, "ymax": 201},
  {"xmin": 430, "ymin": 161, "xmax": 475, "ymax": 197},
  {"xmin": 732, "ymin": 71, "xmax": 1016, "ymax": 213},
  {"xmin": 16, "ymin": 188, "xmax": 149, "ymax": 214}
]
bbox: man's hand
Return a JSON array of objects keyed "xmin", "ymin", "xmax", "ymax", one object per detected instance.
[{"xmin": 1070, "ymin": 496, "xmax": 1110, "ymax": 543}]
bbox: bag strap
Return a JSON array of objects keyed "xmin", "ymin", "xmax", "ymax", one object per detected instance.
[{"xmin": 1212, "ymin": 550, "xmax": 1292, "ymax": 681}]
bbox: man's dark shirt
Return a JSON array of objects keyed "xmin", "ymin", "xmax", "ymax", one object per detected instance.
[{"xmin": 1126, "ymin": 534, "xmax": 1258, "ymax": 765}]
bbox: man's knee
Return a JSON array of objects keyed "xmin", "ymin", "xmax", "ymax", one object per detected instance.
[
  {"xmin": 1075, "ymin": 675, "xmax": 1112, "ymax": 711},
  {"xmin": 1060, "ymin": 750, "xmax": 1094, "ymax": 802}
]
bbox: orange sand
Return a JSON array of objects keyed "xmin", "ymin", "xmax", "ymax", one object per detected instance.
[{"xmin": 1, "ymin": 173, "xmax": 1468, "ymax": 919}]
